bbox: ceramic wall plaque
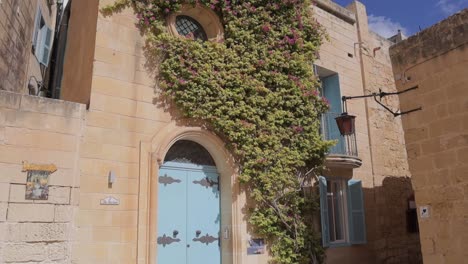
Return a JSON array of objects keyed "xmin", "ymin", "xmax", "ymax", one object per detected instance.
[{"xmin": 22, "ymin": 161, "xmax": 57, "ymax": 200}]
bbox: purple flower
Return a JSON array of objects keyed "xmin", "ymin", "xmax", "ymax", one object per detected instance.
[
  {"xmin": 322, "ymin": 97, "xmax": 330, "ymax": 106},
  {"xmin": 291, "ymin": 125, "xmax": 304, "ymax": 133}
]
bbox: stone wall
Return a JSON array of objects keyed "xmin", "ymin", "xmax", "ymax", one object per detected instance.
[
  {"xmin": 0, "ymin": 0, "xmax": 35, "ymax": 93},
  {"xmin": 60, "ymin": 0, "xmax": 99, "ymax": 105},
  {"xmin": 0, "ymin": 91, "xmax": 85, "ymax": 263},
  {"xmin": 390, "ymin": 9, "xmax": 468, "ymax": 264},
  {"xmin": 350, "ymin": 2, "xmax": 422, "ymax": 263},
  {"xmin": 74, "ymin": 2, "xmax": 167, "ymax": 263},
  {"xmin": 309, "ymin": 2, "xmax": 374, "ymax": 263},
  {"xmin": 52, "ymin": 0, "xmax": 426, "ymax": 263},
  {"xmin": 314, "ymin": 1, "xmax": 422, "ymax": 263},
  {"xmin": 0, "ymin": 0, "xmax": 57, "ymax": 95}
]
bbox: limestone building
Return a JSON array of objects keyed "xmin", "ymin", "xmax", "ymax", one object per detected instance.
[
  {"xmin": 0, "ymin": 0, "xmax": 62, "ymax": 95},
  {"xmin": 390, "ymin": 9, "xmax": 468, "ymax": 264},
  {"xmin": 0, "ymin": 0, "xmax": 423, "ymax": 263}
]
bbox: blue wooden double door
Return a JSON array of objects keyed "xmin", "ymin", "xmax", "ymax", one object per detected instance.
[{"xmin": 157, "ymin": 162, "xmax": 221, "ymax": 264}]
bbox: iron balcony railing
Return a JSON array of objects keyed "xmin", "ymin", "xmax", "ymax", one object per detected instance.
[{"xmin": 321, "ymin": 112, "xmax": 358, "ymax": 157}]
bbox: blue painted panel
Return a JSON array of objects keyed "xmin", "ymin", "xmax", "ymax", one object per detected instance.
[
  {"xmin": 321, "ymin": 74, "xmax": 345, "ymax": 154},
  {"xmin": 187, "ymin": 169, "xmax": 221, "ymax": 264},
  {"xmin": 157, "ymin": 167, "xmax": 187, "ymax": 264},
  {"xmin": 157, "ymin": 162, "xmax": 220, "ymax": 264},
  {"xmin": 322, "ymin": 74, "xmax": 342, "ymax": 114},
  {"xmin": 319, "ymin": 176, "xmax": 330, "ymax": 247},
  {"xmin": 348, "ymin": 179, "xmax": 366, "ymax": 244}
]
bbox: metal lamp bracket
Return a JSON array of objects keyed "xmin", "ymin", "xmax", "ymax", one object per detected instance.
[{"xmin": 342, "ymin": 85, "xmax": 422, "ymax": 117}]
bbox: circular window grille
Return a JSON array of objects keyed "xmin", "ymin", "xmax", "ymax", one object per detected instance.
[{"xmin": 175, "ymin": 15, "xmax": 208, "ymax": 41}]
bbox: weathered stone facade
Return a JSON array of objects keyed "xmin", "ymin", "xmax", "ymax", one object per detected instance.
[
  {"xmin": 0, "ymin": 0, "xmax": 426, "ymax": 263},
  {"xmin": 314, "ymin": 1, "xmax": 421, "ymax": 263},
  {"xmin": 0, "ymin": 0, "xmax": 57, "ymax": 94},
  {"xmin": 0, "ymin": 0, "xmax": 35, "ymax": 93},
  {"xmin": 0, "ymin": 91, "xmax": 85, "ymax": 263},
  {"xmin": 390, "ymin": 9, "xmax": 468, "ymax": 264}
]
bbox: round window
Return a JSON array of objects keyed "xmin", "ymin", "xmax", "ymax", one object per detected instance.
[{"xmin": 175, "ymin": 15, "xmax": 208, "ymax": 41}]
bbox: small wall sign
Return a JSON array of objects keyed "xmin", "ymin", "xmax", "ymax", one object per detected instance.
[
  {"xmin": 419, "ymin": 205, "xmax": 430, "ymax": 219},
  {"xmin": 100, "ymin": 196, "xmax": 120, "ymax": 205},
  {"xmin": 247, "ymin": 238, "xmax": 265, "ymax": 255},
  {"xmin": 22, "ymin": 161, "xmax": 57, "ymax": 200}
]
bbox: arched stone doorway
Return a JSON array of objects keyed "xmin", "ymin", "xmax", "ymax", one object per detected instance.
[
  {"xmin": 142, "ymin": 123, "xmax": 243, "ymax": 264},
  {"xmin": 157, "ymin": 140, "xmax": 221, "ymax": 263}
]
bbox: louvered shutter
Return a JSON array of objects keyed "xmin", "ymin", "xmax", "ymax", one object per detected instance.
[
  {"xmin": 348, "ymin": 179, "xmax": 366, "ymax": 244},
  {"xmin": 33, "ymin": 7, "xmax": 42, "ymax": 47},
  {"xmin": 39, "ymin": 26, "xmax": 53, "ymax": 66},
  {"xmin": 34, "ymin": 25, "xmax": 44, "ymax": 62},
  {"xmin": 319, "ymin": 176, "xmax": 330, "ymax": 247}
]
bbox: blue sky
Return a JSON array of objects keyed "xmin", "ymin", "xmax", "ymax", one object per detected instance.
[{"xmin": 333, "ymin": 0, "xmax": 467, "ymax": 38}]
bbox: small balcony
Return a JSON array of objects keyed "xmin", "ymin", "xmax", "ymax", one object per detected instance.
[{"xmin": 321, "ymin": 112, "xmax": 362, "ymax": 168}]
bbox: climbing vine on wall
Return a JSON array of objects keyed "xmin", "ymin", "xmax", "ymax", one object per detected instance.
[{"xmin": 103, "ymin": 0, "xmax": 332, "ymax": 263}]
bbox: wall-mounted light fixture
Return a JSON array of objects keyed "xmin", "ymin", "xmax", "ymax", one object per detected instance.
[
  {"xmin": 336, "ymin": 85, "xmax": 422, "ymax": 136},
  {"xmin": 108, "ymin": 170, "xmax": 116, "ymax": 187}
]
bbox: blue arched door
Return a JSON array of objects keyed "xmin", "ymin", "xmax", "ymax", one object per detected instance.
[{"xmin": 157, "ymin": 141, "xmax": 221, "ymax": 264}]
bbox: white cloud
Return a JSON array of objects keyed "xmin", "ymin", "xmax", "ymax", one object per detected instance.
[
  {"xmin": 368, "ymin": 14, "xmax": 409, "ymax": 38},
  {"xmin": 436, "ymin": 0, "xmax": 467, "ymax": 16}
]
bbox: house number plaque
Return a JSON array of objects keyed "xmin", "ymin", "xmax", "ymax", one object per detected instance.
[{"xmin": 100, "ymin": 196, "xmax": 120, "ymax": 205}]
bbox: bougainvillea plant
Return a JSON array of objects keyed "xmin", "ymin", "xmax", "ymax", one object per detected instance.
[{"xmin": 103, "ymin": 0, "xmax": 332, "ymax": 263}]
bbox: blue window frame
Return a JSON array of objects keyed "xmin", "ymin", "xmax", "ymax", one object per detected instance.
[{"xmin": 319, "ymin": 176, "xmax": 366, "ymax": 247}]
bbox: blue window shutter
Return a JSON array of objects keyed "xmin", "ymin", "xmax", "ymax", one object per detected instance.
[
  {"xmin": 321, "ymin": 74, "xmax": 342, "ymax": 114},
  {"xmin": 348, "ymin": 179, "xmax": 366, "ymax": 244},
  {"xmin": 36, "ymin": 26, "xmax": 52, "ymax": 66},
  {"xmin": 32, "ymin": 7, "xmax": 42, "ymax": 46},
  {"xmin": 319, "ymin": 176, "xmax": 330, "ymax": 247},
  {"xmin": 35, "ymin": 25, "xmax": 44, "ymax": 62},
  {"xmin": 321, "ymin": 74, "xmax": 345, "ymax": 154},
  {"xmin": 41, "ymin": 26, "xmax": 53, "ymax": 66}
]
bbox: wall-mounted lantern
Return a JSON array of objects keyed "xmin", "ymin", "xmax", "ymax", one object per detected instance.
[
  {"xmin": 336, "ymin": 85, "xmax": 422, "ymax": 136},
  {"xmin": 108, "ymin": 170, "xmax": 116, "ymax": 188},
  {"xmin": 335, "ymin": 113, "xmax": 356, "ymax": 136}
]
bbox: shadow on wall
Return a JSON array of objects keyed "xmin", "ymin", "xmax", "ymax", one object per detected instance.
[{"xmin": 326, "ymin": 176, "xmax": 422, "ymax": 264}]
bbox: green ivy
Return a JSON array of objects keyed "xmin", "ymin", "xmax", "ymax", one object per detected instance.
[{"xmin": 103, "ymin": 1, "xmax": 332, "ymax": 263}]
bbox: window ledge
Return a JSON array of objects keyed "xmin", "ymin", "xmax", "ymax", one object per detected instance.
[
  {"xmin": 328, "ymin": 242, "xmax": 351, "ymax": 248},
  {"xmin": 325, "ymin": 154, "xmax": 362, "ymax": 169}
]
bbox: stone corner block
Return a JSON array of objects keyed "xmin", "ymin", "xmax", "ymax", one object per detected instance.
[
  {"xmin": 7, "ymin": 222, "xmax": 70, "ymax": 242},
  {"xmin": 8, "ymin": 203, "xmax": 55, "ymax": 222},
  {"xmin": 0, "ymin": 90, "xmax": 21, "ymax": 109},
  {"xmin": 20, "ymin": 94, "xmax": 86, "ymax": 118}
]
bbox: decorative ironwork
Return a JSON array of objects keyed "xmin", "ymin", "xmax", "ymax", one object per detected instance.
[
  {"xmin": 175, "ymin": 15, "xmax": 208, "ymax": 41},
  {"xmin": 164, "ymin": 140, "xmax": 216, "ymax": 166},
  {"xmin": 321, "ymin": 112, "xmax": 358, "ymax": 157},
  {"xmin": 193, "ymin": 177, "xmax": 218, "ymax": 188},
  {"xmin": 193, "ymin": 233, "xmax": 218, "ymax": 245},
  {"xmin": 342, "ymin": 85, "xmax": 422, "ymax": 117},
  {"xmin": 157, "ymin": 234, "xmax": 181, "ymax": 247},
  {"xmin": 158, "ymin": 174, "xmax": 182, "ymax": 186}
]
